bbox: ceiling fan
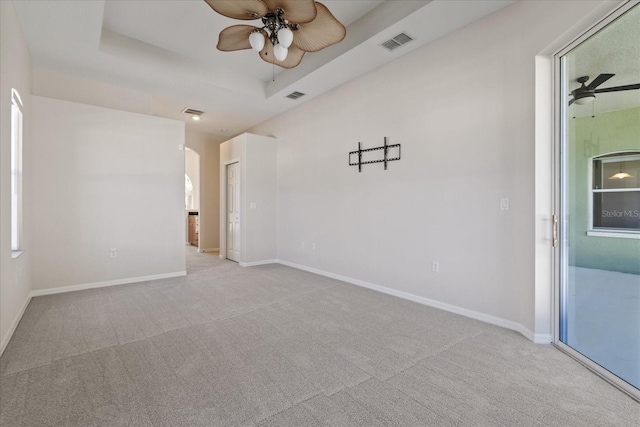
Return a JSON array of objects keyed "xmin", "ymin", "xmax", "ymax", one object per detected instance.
[
  {"xmin": 204, "ymin": 0, "xmax": 346, "ymax": 69},
  {"xmin": 569, "ymin": 73, "xmax": 640, "ymax": 105}
]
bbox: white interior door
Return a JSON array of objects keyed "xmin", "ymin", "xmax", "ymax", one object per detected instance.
[{"xmin": 226, "ymin": 162, "xmax": 240, "ymax": 262}]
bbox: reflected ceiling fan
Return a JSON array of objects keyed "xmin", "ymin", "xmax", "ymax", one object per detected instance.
[
  {"xmin": 569, "ymin": 73, "xmax": 640, "ymax": 105},
  {"xmin": 204, "ymin": 0, "xmax": 346, "ymax": 69}
]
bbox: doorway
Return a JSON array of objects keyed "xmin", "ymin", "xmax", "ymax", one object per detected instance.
[
  {"xmin": 185, "ymin": 147, "xmax": 200, "ymax": 249},
  {"xmin": 226, "ymin": 162, "xmax": 241, "ymax": 262},
  {"xmin": 555, "ymin": 2, "xmax": 640, "ymax": 399}
]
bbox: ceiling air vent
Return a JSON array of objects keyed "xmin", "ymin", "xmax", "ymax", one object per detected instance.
[
  {"xmin": 286, "ymin": 91, "xmax": 306, "ymax": 100},
  {"xmin": 380, "ymin": 32, "xmax": 414, "ymax": 51},
  {"xmin": 181, "ymin": 107, "xmax": 204, "ymax": 116}
]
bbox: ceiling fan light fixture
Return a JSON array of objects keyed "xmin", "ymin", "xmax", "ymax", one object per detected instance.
[
  {"xmin": 249, "ymin": 30, "xmax": 265, "ymax": 51},
  {"xmin": 278, "ymin": 27, "xmax": 293, "ymax": 48},
  {"xmin": 609, "ymin": 171, "xmax": 633, "ymax": 179},
  {"xmin": 574, "ymin": 93, "xmax": 595, "ymax": 105},
  {"xmin": 274, "ymin": 43, "xmax": 288, "ymax": 61}
]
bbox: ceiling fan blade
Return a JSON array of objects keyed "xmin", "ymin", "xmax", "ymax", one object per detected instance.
[
  {"xmin": 568, "ymin": 98, "xmax": 576, "ymax": 106},
  {"xmin": 594, "ymin": 83, "xmax": 640, "ymax": 93},
  {"xmin": 204, "ymin": 0, "xmax": 268, "ymax": 20},
  {"xmin": 217, "ymin": 25, "xmax": 261, "ymax": 51},
  {"xmin": 291, "ymin": 2, "xmax": 346, "ymax": 52},
  {"xmin": 259, "ymin": 43, "xmax": 305, "ymax": 69},
  {"xmin": 262, "ymin": 0, "xmax": 317, "ymax": 24},
  {"xmin": 587, "ymin": 73, "xmax": 614, "ymax": 90}
]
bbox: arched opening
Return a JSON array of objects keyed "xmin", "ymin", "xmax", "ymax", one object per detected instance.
[{"xmin": 185, "ymin": 147, "xmax": 200, "ymax": 248}]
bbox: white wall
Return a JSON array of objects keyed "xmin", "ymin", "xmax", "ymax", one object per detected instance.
[
  {"xmin": 245, "ymin": 135, "xmax": 278, "ymax": 263},
  {"xmin": 248, "ymin": 0, "xmax": 609, "ymax": 340},
  {"xmin": 29, "ymin": 96, "xmax": 186, "ymax": 291},
  {"xmin": 0, "ymin": 1, "xmax": 33, "ymax": 354},
  {"xmin": 32, "ymin": 68, "xmax": 153, "ymax": 116},
  {"xmin": 220, "ymin": 133, "xmax": 277, "ymax": 265},
  {"xmin": 186, "ymin": 130, "xmax": 220, "ymax": 251},
  {"xmin": 30, "ymin": 68, "xmax": 222, "ymax": 253}
]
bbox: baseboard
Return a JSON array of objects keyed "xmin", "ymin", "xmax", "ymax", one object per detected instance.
[
  {"xmin": 240, "ymin": 259, "xmax": 278, "ymax": 267},
  {"xmin": 30, "ymin": 271, "xmax": 187, "ymax": 297},
  {"xmin": 515, "ymin": 325, "xmax": 551, "ymax": 343},
  {"xmin": 0, "ymin": 293, "xmax": 32, "ymax": 356},
  {"xmin": 201, "ymin": 248, "xmax": 220, "ymax": 253},
  {"xmin": 533, "ymin": 333, "xmax": 553, "ymax": 344},
  {"xmin": 277, "ymin": 259, "xmax": 546, "ymax": 344}
]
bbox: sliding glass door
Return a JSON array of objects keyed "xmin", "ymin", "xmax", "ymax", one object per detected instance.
[{"xmin": 557, "ymin": 3, "xmax": 640, "ymax": 399}]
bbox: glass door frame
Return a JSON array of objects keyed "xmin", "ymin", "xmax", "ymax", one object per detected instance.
[{"xmin": 553, "ymin": 0, "xmax": 640, "ymax": 402}]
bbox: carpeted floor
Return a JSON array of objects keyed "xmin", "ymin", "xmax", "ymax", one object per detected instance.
[{"xmin": 1, "ymin": 248, "xmax": 638, "ymax": 426}]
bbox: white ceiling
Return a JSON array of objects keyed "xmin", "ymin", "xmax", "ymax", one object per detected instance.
[{"xmin": 13, "ymin": 0, "xmax": 518, "ymax": 137}]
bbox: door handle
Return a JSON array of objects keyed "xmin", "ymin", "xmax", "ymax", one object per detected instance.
[{"xmin": 552, "ymin": 214, "xmax": 558, "ymax": 248}]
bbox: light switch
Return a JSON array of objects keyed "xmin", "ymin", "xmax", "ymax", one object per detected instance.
[
  {"xmin": 500, "ymin": 198, "xmax": 510, "ymax": 211},
  {"xmin": 250, "ymin": 202, "xmax": 257, "ymax": 209}
]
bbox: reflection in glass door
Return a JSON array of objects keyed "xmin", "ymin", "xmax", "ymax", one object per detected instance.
[{"xmin": 558, "ymin": 3, "xmax": 640, "ymax": 399}]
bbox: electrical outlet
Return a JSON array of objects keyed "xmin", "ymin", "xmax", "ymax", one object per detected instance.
[
  {"xmin": 432, "ymin": 261, "xmax": 440, "ymax": 273},
  {"xmin": 109, "ymin": 248, "xmax": 118, "ymax": 259},
  {"xmin": 311, "ymin": 242, "xmax": 316, "ymax": 250}
]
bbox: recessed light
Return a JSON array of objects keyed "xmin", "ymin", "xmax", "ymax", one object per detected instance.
[
  {"xmin": 192, "ymin": 116, "xmax": 200, "ymax": 121},
  {"xmin": 220, "ymin": 128, "xmax": 229, "ymax": 133}
]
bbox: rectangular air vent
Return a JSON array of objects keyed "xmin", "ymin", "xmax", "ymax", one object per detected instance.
[
  {"xmin": 286, "ymin": 91, "xmax": 306, "ymax": 100},
  {"xmin": 181, "ymin": 107, "xmax": 204, "ymax": 116},
  {"xmin": 380, "ymin": 32, "xmax": 414, "ymax": 51}
]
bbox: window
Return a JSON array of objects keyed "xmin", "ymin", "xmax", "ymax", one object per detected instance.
[
  {"xmin": 589, "ymin": 151, "xmax": 640, "ymax": 237},
  {"xmin": 185, "ymin": 174, "xmax": 194, "ymax": 210},
  {"xmin": 11, "ymin": 89, "xmax": 24, "ymax": 253}
]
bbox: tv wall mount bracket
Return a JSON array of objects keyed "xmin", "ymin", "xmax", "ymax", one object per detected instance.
[{"xmin": 349, "ymin": 137, "xmax": 401, "ymax": 172}]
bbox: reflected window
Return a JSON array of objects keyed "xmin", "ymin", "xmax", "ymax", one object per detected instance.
[
  {"xmin": 11, "ymin": 89, "xmax": 24, "ymax": 252},
  {"xmin": 591, "ymin": 152, "xmax": 640, "ymax": 232},
  {"xmin": 185, "ymin": 174, "xmax": 194, "ymax": 210}
]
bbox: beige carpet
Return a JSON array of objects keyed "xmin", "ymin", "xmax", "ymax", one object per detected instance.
[{"xmin": 1, "ymin": 248, "xmax": 638, "ymax": 426}]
